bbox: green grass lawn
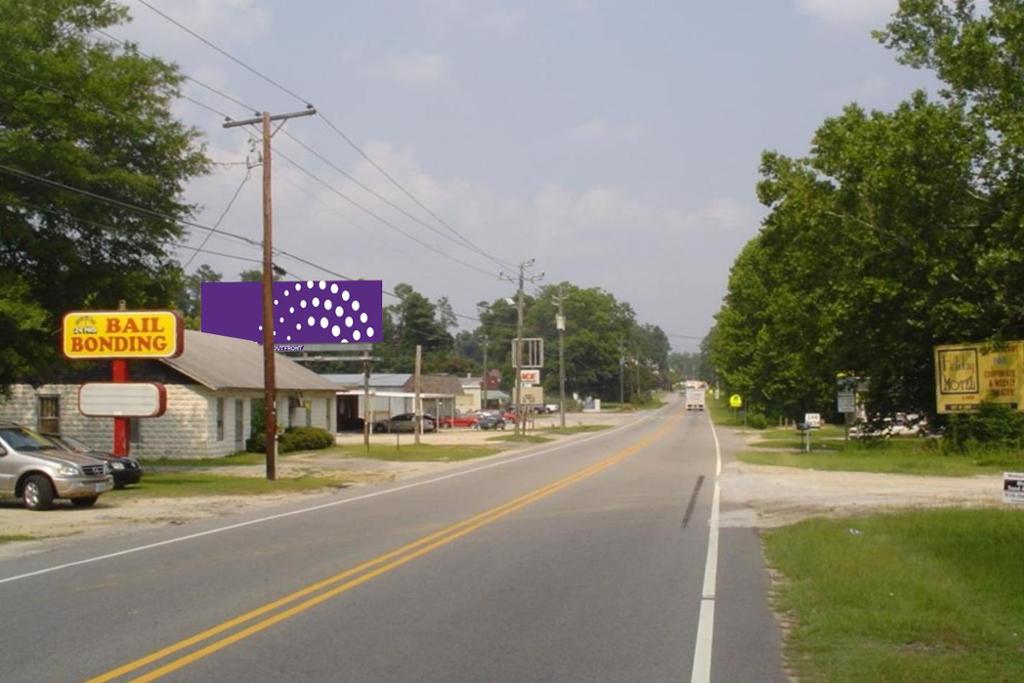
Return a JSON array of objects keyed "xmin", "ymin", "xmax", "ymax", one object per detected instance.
[
  {"xmin": 105, "ymin": 472, "xmax": 349, "ymax": 497},
  {"xmin": 537, "ymin": 424, "xmax": 611, "ymax": 435},
  {"xmin": 765, "ymin": 509, "xmax": 1024, "ymax": 682},
  {"xmin": 0, "ymin": 534, "xmax": 36, "ymax": 545},
  {"xmin": 327, "ymin": 444, "xmax": 501, "ymax": 462},
  {"xmin": 143, "ymin": 451, "xmax": 280, "ymax": 468},
  {"xmin": 740, "ymin": 429, "xmax": 1024, "ymax": 477},
  {"xmin": 486, "ymin": 434, "xmax": 553, "ymax": 444}
]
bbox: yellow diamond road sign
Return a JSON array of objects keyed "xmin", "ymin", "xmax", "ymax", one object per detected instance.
[{"xmin": 729, "ymin": 394, "xmax": 742, "ymax": 408}]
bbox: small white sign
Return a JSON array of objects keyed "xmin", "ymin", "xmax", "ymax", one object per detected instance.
[
  {"xmin": 519, "ymin": 369, "xmax": 541, "ymax": 385},
  {"xmin": 804, "ymin": 413, "xmax": 822, "ymax": 429},
  {"xmin": 1004, "ymin": 472, "xmax": 1024, "ymax": 504},
  {"xmin": 837, "ymin": 391, "xmax": 856, "ymax": 414},
  {"xmin": 79, "ymin": 382, "xmax": 166, "ymax": 417}
]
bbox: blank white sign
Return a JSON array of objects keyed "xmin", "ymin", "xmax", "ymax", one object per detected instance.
[{"xmin": 79, "ymin": 383, "xmax": 166, "ymax": 417}]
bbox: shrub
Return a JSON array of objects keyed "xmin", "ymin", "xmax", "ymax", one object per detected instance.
[
  {"xmin": 946, "ymin": 402, "xmax": 1024, "ymax": 452},
  {"xmin": 246, "ymin": 426, "xmax": 334, "ymax": 453},
  {"xmin": 746, "ymin": 412, "xmax": 768, "ymax": 430}
]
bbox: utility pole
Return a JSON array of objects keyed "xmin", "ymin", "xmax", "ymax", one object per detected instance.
[
  {"xmin": 619, "ymin": 340, "xmax": 625, "ymax": 405},
  {"xmin": 224, "ymin": 107, "xmax": 316, "ymax": 480},
  {"xmin": 414, "ymin": 344, "xmax": 423, "ymax": 444},
  {"xmin": 481, "ymin": 334, "xmax": 488, "ymax": 411},
  {"xmin": 556, "ymin": 286, "xmax": 566, "ymax": 429},
  {"xmin": 501, "ymin": 259, "xmax": 540, "ymax": 437},
  {"xmin": 362, "ymin": 352, "xmax": 371, "ymax": 452}
]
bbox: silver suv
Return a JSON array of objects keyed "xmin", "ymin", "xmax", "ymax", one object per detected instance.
[{"xmin": 0, "ymin": 422, "xmax": 113, "ymax": 510}]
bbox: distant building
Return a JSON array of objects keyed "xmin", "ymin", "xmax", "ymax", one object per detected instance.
[
  {"xmin": 320, "ymin": 373, "xmax": 464, "ymax": 430},
  {"xmin": 0, "ymin": 331, "xmax": 340, "ymax": 458}
]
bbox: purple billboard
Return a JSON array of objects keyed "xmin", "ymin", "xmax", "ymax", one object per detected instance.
[{"xmin": 201, "ymin": 280, "xmax": 383, "ymax": 345}]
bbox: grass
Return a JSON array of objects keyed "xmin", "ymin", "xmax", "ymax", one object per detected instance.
[
  {"xmin": 0, "ymin": 534, "xmax": 36, "ymax": 545},
  {"xmin": 104, "ymin": 472, "xmax": 349, "ymax": 497},
  {"xmin": 538, "ymin": 424, "xmax": 611, "ymax": 435},
  {"xmin": 739, "ymin": 427, "xmax": 1024, "ymax": 477},
  {"xmin": 486, "ymin": 434, "xmax": 553, "ymax": 444},
  {"xmin": 765, "ymin": 509, "xmax": 1024, "ymax": 682},
  {"xmin": 143, "ymin": 451, "xmax": 277, "ymax": 468},
  {"xmin": 327, "ymin": 444, "xmax": 501, "ymax": 462}
]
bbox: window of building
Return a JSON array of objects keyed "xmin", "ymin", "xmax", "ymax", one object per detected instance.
[
  {"xmin": 37, "ymin": 396, "xmax": 60, "ymax": 434},
  {"xmin": 216, "ymin": 398, "xmax": 224, "ymax": 441}
]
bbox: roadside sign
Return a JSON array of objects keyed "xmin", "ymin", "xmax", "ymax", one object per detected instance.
[
  {"xmin": 62, "ymin": 310, "xmax": 183, "ymax": 359},
  {"xmin": 837, "ymin": 391, "xmax": 856, "ymax": 414},
  {"xmin": 1004, "ymin": 472, "xmax": 1024, "ymax": 504},
  {"xmin": 516, "ymin": 386, "xmax": 544, "ymax": 406},
  {"xmin": 934, "ymin": 341, "xmax": 1023, "ymax": 413},
  {"xmin": 79, "ymin": 382, "xmax": 167, "ymax": 417},
  {"xmin": 511, "ymin": 338, "xmax": 544, "ymax": 368},
  {"xmin": 519, "ymin": 369, "xmax": 541, "ymax": 385},
  {"xmin": 804, "ymin": 413, "xmax": 822, "ymax": 428},
  {"xmin": 729, "ymin": 394, "xmax": 742, "ymax": 408}
]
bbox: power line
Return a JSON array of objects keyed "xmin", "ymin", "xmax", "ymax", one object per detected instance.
[
  {"xmin": 0, "ymin": 163, "xmax": 263, "ymax": 249},
  {"xmin": 133, "ymin": 0, "xmax": 514, "ymax": 270},
  {"xmin": 94, "ymin": 29, "xmax": 261, "ymax": 115},
  {"xmin": 278, "ymin": 128, "xmax": 509, "ymax": 267},
  {"xmin": 273, "ymin": 148, "xmax": 500, "ymax": 279},
  {"xmin": 183, "ymin": 166, "xmax": 253, "ymax": 268},
  {"xmin": 136, "ymin": 0, "xmax": 310, "ymax": 107},
  {"xmin": 318, "ymin": 114, "xmax": 513, "ymax": 268}
]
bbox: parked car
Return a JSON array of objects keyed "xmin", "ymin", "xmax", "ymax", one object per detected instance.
[
  {"xmin": 373, "ymin": 413, "xmax": 437, "ymax": 433},
  {"xmin": 0, "ymin": 422, "xmax": 112, "ymax": 510},
  {"xmin": 849, "ymin": 414, "xmax": 926, "ymax": 439},
  {"xmin": 439, "ymin": 414, "xmax": 479, "ymax": 429},
  {"xmin": 475, "ymin": 414, "xmax": 506, "ymax": 430},
  {"xmin": 42, "ymin": 433, "xmax": 143, "ymax": 489}
]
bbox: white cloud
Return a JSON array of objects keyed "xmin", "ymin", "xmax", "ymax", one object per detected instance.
[
  {"xmin": 794, "ymin": 0, "xmax": 898, "ymax": 28},
  {"xmin": 566, "ymin": 118, "xmax": 643, "ymax": 144},
  {"xmin": 376, "ymin": 52, "xmax": 453, "ymax": 88}
]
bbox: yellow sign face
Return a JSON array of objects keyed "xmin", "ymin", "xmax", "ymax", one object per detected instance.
[
  {"xmin": 62, "ymin": 310, "xmax": 184, "ymax": 359},
  {"xmin": 729, "ymin": 394, "xmax": 742, "ymax": 408},
  {"xmin": 935, "ymin": 341, "xmax": 1023, "ymax": 413}
]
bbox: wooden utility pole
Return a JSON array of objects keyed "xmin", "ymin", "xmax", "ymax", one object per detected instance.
[
  {"xmin": 501, "ymin": 259, "xmax": 539, "ymax": 436},
  {"xmin": 481, "ymin": 334, "xmax": 488, "ymax": 411},
  {"xmin": 556, "ymin": 287, "xmax": 566, "ymax": 429},
  {"xmin": 362, "ymin": 352, "xmax": 371, "ymax": 451},
  {"xmin": 414, "ymin": 344, "xmax": 423, "ymax": 444},
  {"xmin": 224, "ymin": 107, "xmax": 316, "ymax": 481}
]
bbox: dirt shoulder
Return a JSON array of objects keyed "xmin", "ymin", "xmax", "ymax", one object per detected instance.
[{"xmin": 717, "ymin": 426, "xmax": 1004, "ymax": 528}]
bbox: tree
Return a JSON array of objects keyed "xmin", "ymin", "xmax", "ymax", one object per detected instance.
[
  {"xmin": 0, "ymin": 0, "xmax": 208, "ymax": 386},
  {"xmin": 177, "ymin": 264, "xmax": 221, "ymax": 330}
]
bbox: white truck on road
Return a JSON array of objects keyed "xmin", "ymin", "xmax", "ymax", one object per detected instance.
[{"xmin": 685, "ymin": 386, "xmax": 706, "ymax": 411}]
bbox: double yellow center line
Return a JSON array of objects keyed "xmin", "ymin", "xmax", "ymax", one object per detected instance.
[{"xmin": 89, "ymin": 413, "xmax": 679, "ymax": 683}]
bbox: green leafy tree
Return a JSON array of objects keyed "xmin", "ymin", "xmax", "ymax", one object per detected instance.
[{"xmin": 0, "ymin": 0, "xmax": 208, "ymax": 385}]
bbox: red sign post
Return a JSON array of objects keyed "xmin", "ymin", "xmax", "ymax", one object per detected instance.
[{"xmin": 61, "ymin": 307, "xmax": 183, "ymax": 458}]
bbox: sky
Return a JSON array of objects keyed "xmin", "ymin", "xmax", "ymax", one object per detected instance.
[{"xmin": 110, "ymin": 0, "xmax": 936, "ymax": 351}]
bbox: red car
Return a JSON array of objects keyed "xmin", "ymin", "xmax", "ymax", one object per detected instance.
[{"xmin": 439, "ymin": 414, "xmax": 480, "ymax": 429}]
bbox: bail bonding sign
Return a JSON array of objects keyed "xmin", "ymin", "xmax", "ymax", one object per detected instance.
[
  {"xmin": 62, "ymin": 311, "xmax": 184, "ymax": 359},
  {"xmin": 201, "ymin": 279, "xmax": 383, "ymax": 345}
]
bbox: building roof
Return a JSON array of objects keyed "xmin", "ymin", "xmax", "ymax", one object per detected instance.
[
  {"xmin": 402, "ymin": 375, "xmax": 465, "ymax": 396},
  {"xmin": 320, "ymin": 373, "xmax": 411, "ymax": 388},
  {"xmin": 161, "ymin": 331, "xmax": 343, "ymax": 392},
  {"xmin": 319, "ymin": 373, "xmax": 464, "ymax": 396}
]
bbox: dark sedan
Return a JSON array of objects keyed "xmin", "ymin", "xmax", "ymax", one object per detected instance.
[
  {"xmin": 42, "ymin": 434, "xmax": 144, "ymax": 489},
  {"xmin": 475, "ymin": 414, "xmax": 506, "ymax": 430}
]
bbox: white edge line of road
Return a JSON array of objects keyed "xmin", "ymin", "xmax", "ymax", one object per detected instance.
[
  {"xmin": 691, "ymin": 410, "xmax": 722, "ymax": 683},
  {"xmin": 0, "ymin": 409, "xmax": 668, "ymax": 586}
]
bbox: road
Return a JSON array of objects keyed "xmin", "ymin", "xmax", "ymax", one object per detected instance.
[{"xmin": 0, "ymin": 397, "xmax": 785, "ymax": 682}]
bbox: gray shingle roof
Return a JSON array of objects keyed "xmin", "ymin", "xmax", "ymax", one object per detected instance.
[
  {"xmin": 319, "ymin": 373, "xmax": 411, "ymax": 388},
  {"xmin": 161, "ymin": 331, "xmax": 345, "ymax": 392}
]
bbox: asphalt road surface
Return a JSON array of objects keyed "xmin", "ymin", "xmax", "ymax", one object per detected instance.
[{"xmin": 0, "ymin": 397, "xmax": 785, "ymax": 682}]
